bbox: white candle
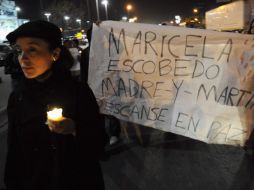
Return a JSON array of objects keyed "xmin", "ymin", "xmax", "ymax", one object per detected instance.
[{"xmin": 47, "ymin": 108, "xmax": 63, "ymax": 121}]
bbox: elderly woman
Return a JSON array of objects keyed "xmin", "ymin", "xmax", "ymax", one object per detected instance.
[{"xmin": 4, "ymin": 20, "xmax": 107, "ymax": 190}]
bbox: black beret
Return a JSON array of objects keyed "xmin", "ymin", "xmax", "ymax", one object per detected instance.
[{"xmin": 6, "ymin": 20, "xmax": 62, "ymax": 48}]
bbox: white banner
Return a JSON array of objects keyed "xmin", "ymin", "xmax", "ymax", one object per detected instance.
[{"xmin": 89, "ymin": 21, "xmax": 254, "ymax": 146}]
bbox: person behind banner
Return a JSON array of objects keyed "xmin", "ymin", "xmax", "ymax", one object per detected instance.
[
  {"xmin": 63, "ymin": 39, "xmax": 81, "ymax": 80},
  {"xmin": 4, "ymin": 20, "xmax": 107, "ymax": 190},
  {"xmin": 80, "ymin": 23, "xmax": 121, "ymax": 146},
  {"xmin": 238, "ymin": 43, "xmax": 254, "ymax": 155}
]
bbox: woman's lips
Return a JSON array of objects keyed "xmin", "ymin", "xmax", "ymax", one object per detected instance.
[{"xmin": 22, "ymin": 67, "xmax": 34, "ymax": 72}]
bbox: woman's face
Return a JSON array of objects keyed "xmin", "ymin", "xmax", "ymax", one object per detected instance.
[{"xmin": 15, "ymin": 37, "xmax": 59, "ymax": 79}]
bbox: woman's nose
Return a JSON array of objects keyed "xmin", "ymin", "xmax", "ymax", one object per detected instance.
[{"xmin": 19, "ymin": 51, "xmax": 29, "ymax": 60}]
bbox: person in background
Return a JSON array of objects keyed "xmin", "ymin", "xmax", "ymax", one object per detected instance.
[
  {"xmin": 80, "ymin": 24, "xmax": 92, "ymax": 83},
  {"xmin": 64, "ymin": 39, "xmax": 81, "ymax": 80},
  {"xmin": 4, "ymin": 20, "xmax": 107, "ymax": 190},
  {"xmin": 72, "ymin": 38, "xmax": 83, "ymax": 54},
  {"xmin": 0, "ymin": 44, "xmax": 12, "ymax": 84},
  {"xmin": 238, "ymin": 41, "xmax": 254, "ymax": 156},
  {"xmin": 3, "ymin": 48, "xmax": 24, "ymax": 90},
  {"xmin": 80, "ymin": 23, "xmax": 121, "ymax": 145}
]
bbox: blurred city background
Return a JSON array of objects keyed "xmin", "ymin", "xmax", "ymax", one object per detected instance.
[
  {"xmin": 0, "ymin": 0, "xmax": 254, "ymax": 42},
  {"xmin": 0, "ymin": 0, "xmax": 254, "ymax": 190}
]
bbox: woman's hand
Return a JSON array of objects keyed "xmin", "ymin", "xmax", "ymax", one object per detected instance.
[{"xmin": 47, "ymin": 117, "xmax": 76, "ymax": 135}]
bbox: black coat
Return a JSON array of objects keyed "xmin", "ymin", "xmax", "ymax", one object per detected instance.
[{"xmin": 4, "ymin": 70, "xmax": 107, "ymax": 190}]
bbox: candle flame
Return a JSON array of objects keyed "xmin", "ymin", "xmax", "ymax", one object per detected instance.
[{"xmin": 47, "ymin": 108, "xmax": 63, "ymax": 121}]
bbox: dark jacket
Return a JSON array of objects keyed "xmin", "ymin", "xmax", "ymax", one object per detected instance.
[{"xmin": 4, "ymin": 70, "xmax": 107, "ymax": 190}]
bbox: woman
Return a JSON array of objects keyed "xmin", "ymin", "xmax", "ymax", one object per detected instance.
[{"xmin": 4, "ymin": 20, "xmax": 107, "ymax": 190}]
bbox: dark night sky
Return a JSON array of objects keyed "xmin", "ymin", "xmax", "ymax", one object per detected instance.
[{"xmin": 14, "ymin": 0, "xmax": 223, "ymax": 24}]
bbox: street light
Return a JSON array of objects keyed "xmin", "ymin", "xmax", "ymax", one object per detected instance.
[
  {"xmin": 193, "ymin": 8, "xmax": 198, "ymax": 14},
  {"xmin": 64, "ymin": 16, "xmax": 70, "ymax": 30},
  {"xmin": 101, "ymin": 0, "xmax": 109, "ymax": 20},
  {"xmin": 126, "ymin": 4, "xmax": 133, "ymax": 12},
  {"xmin": 64, "ymin": 16, "xmax": 70, "ymax": 21},
  {"xmin": 44, "ymin": 12, "xmax": 51, "ymax": 22},
  {"xmin": 15, "ymin": 6, "xmax": 21, "ymax": 12},
  {"xmin": 95, "ymin": 0, "xmax": 100, "ymax": 21},
  {"xmin": 126, "ymin": 4, "xmax": 133, "ymax": 18},
  {"xmin": 76, "ymin": 19, "xmax": 81, "ymax": 29},
  {"xmin": 15, "ymin": 6, "xmax": 21, "ymax": 17}
]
